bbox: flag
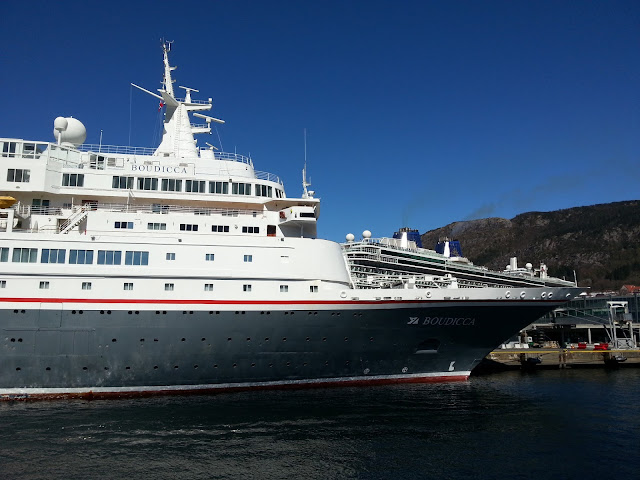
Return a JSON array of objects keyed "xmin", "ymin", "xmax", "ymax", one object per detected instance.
[{"xmin": 158, "ymin": 101, "xmax": 164, "ymax": 111}]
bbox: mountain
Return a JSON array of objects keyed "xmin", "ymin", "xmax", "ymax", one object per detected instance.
[{"xmin": 420, "ymin": 201, "xmax": 640, "ymax": 291}]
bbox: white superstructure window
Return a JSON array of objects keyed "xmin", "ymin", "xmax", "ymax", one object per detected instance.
[
  {"xmin": 280, "ymin": 285, "xmax": 288, "ymax": 293},
  {"xmin": 211, "ymin": 225, "xmax": 229, "ymax": 232},
  {"xmin": 166, "ymin": 252, "xmax": 176, "ymax": 260},
  {"xmin": 12, "ymin": 248, "xmax": 37, "ymax": 263},
  {"xmin": 232, "ymin": 182, "xmax": 252, "ymax": 195},
  {"xmin": 0, "ymin": 280, "xmax": 6, "ymax": 288},
  {"xmin": 244, "ymin": 254, "xmax": 253, "ymax": 263},
  {"xmin": 112, "ymin": 176, "xmax": 134, "ymax": 189},
  {"xmin": 39, "ymin": 281, "xmax": 49, "ymax": 289},
  {"xmin": 7, "ymin": 168, "xmax": 30, "ymax": 182},
  {"xmin": 114, "ymin": 221, "xmax": 133, "ymax": 229},
  {"xmin": 97, "ymin": 250, "xmax": 122, "ymax": 265},
  {"xmin": 209, "ymin": 181, "xmax": 229, "ymax": 194},
  {"xmin": 137, "ymin": 177, "xmax": 158, "ymax": 190},
  {"xmin": 243, "ymin": 284, "xmax": 252, "ymax": 292},
  {"xmin": 242, "ymin": 226, "xmax": 259, "ymax": 234},
  {"xmin": 124, "ymin": 282, "xmax": 133, "ymax": 291},
  {"xmin": 1, "ymin": 248, "xmax": 10, "ymax": 262},
  {"xmin": 185, "ymin": 180, "xmax": 205, "ymax": 193},
  {"xmin": 148, "ymin": 223, "xmax": 167, "ymax": 230},
  {"xmin": 41, "ymin": 249, "xmax": 66, "ymax": 264},
  {"xmin": 125, "ymin": 251, "xmax": 149, "ymax": 266},
  {"xmin": 82, "ymin": 282, "xmax": 92, "ymax": 290},
  {"xmin": 62, "ymin": 173, "xmax": 84, "ymax": 187},
  {"xmin": 161, "ymin": 178, "xmax": 182, "ymax": 192},
  {"xmin": 165, "ymin": 283, "xmax": 174, "ymax": 291},
  {"xmin": 180, "ymin": 224, "xmax": 198, "ymax": 232},
  {"xmin": 69, "ymin": 249, "xmax": 94, "ymax": 265},
  {"xmin": 310, "ymin": 286, "xmax": 319, "ymax": 293},
  {"xmin": 255, "ymin": 184, "xmax": 273, "ymax": 197},
  {"xmin": 204, "ymin": 283, "xmax": 214, "ymax": 291},
  {"xmin": 205, "ymin": 254, "xmax": 215, "ymax": 261}
]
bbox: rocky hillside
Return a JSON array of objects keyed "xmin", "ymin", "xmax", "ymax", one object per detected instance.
[{"xmin": 420, "ymin": 200, "xmax": 640, "ymax": 291}]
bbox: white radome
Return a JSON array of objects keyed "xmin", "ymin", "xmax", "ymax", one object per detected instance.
[
  {"xmin": 53, "ymin": 116, "xmax": 87, "ymax": 146},
  {"xmin": 346, "ymin": 233, "xmax": 355, "ymax": 242},
  {"xmin": 362, "ymin": 230, "xmax": 371, "ymax": 239}
]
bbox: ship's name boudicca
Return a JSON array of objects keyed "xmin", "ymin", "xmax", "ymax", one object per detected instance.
[
  {"xmin": 130, "ymin": 165, "xmax": 189, "ymax": 174},
  {"xmin": 407, "ymin": 317, "xmax": 476, "ymax": 326}
]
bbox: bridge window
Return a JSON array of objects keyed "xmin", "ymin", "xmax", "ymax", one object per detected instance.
[
  {"xmin": 2, "ymin": 141, "xmax": 17, "ymax": 157},
  {"xmin": 255, "ymin": 185, "xmax": 273, "ymax": 197},
  {"xmin": 112, "ymin": 176, "xmax": 134, "ymax": 189},
  {"xmin": 137, "ymin": 177, "xmax": 158, "ymax": 190},
  {"xmin": 161, "ymin": 178, "xmax": 182, "ymax": 192},
  {"xmin": 185, "ymin": 180, "xmax": 205, "ymax": 193},
  {"xmin": 209, "ymin": 181, "xmax": 228, "ymax": 194},
  {"xmin": 232, "ymin": 182, "xmax": 252, "ymax": 195}
]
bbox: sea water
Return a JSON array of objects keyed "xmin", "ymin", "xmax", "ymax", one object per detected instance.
[{"xmin": 1, "ymin": 369, "xmax": 639, "ymax": 480}]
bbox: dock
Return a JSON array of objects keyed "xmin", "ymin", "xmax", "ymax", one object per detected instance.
[{"xmin": 475, "ymin": 348, "xmax": 640, "ymax": 373}]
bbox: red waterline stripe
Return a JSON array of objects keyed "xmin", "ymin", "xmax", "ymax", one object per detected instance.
[{"xmin": 0, "ymin": 297, "xmax": 566, "ymax": 306}]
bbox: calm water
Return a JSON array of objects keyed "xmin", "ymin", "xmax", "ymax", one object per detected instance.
[{"xmin": 1, "ymin": 369, "xmax": 639, "ymax": 480}]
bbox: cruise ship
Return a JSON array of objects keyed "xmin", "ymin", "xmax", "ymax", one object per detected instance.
[{"xmin": 0, "ymin": 43, "xmax": 583, "ymax": 400}]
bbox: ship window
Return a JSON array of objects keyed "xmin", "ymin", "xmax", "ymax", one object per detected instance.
[
  {"xmin": 137, "ymin": 177, "xmax": 158, "ymax": 190},
  {"xmin": 300, "ymin": 212, "xmax": 315, "ymax": 218},
  {"xmin": 41, "ymin": 249, "xmax": 66, "ymax": 264},
  {"xmin": 179, "ymin": 224, "xmax": 198, "ymax": 232},
  {"xmin": 244, "ymin": 254, "xmax": 253, "ymax": 263},
  {"xmin": 69, "ymin": 249, "xmax": 94, "ymax": 265},
  {"xmin": 12, "ymin": 248, "xmax": 37, "ymax": 263},
  {"xmin": 280, "ymin": 285, "xmax": 288, "ymax": 293},
  {"xmin": 123, "ymin": 282, "xmax": 133, "ymax": 291},
  {"xmin": 185, "ymin": 180, "xmax": 205, "ymax": 193},
  {"xmin": 62, "ymin": 173, "xmax": 84, "ymax": 187},
  {"xmin": 241, "ymin": 226, "xmax": 259, "ymax": 234},
  {"xmin": 125, "ymin": 250, "xmax": 149, "ymax": 266},
  {"xmin": 267, "ymin": 225, "xmax": 276, "ymax": 237},
  {"xmin": 243, "ymin": 284, "xmax": 252, "ymax": 292},
  {"xmin": 161, "ymin": 178, "xmax": 182, "ymax": 192},
  {"xmin": 232, "ymin": 182, "xmax": 252, "ymax": 195},
  {"xmin": 1, "ymin": 248, "xmax": 9, "ymax": 262},
  {"xmin": 211, "ymin": 225, "xmax": 229, "ymax": 232},
  {"xmin": 2, "ymin": 141, "xmax": 17, "ymax": 157},
  {"xmin": 97, "ymin": 250, "xmax": 122, "ymax": 265},
  {"xmin": 310, "ymin": 286, "xmax": 319, "ymax": 293},
  {"xmin": 114, "ymin": 221, "xmax": 133, "ymax": 229},
  {"xmin": 0, "ymin": 280, "xmax": 6, "ymax": 288},
  {"xmin": 205, "ymin": 254, "xmax": 215, "ymax": 261},
  {"xmin": 82, "ymin": 282, "xmax": 92, "ymax": 290},
  {"xmin": 39, "ymin": 281, "xmax": 50, "ymax": 290},
  {"xmin": 148, "ymin": 222, "xmax": 167, "ymax": 230},
  {"xmin": 209, "ymin": 181, "xmax": 228, "ymax": 194},
  {"xmin": 166, "ymin": 252, "xmax": 175, "ymax": 260},
  {"xmin": 275, "ymin": 189, "xmax": 284, "ymax": 199},
  {"xmin": 204, "ymin": 283, "xmax": 214, "ymax": 291},
  {"xmin": 221, "ymin": 210, "xmax": 239, "ymax": 217},
  {"xmin": 112, "ymin": 176, "xmax": 134, "ymax": 189},
  {"xmin": 165, "ymin": 283, "xmax": 174, "ymax": 291},
  {"xmin": 7, "ymin": 168, "xmax": 30, "ymax": 183}
]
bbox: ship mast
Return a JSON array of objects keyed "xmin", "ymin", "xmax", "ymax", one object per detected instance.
[{"xmin": 131, "ymin": 41, "xmax": 224, "ymax": 159}]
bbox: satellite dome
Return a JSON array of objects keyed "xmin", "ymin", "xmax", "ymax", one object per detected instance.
[
  {"xmin": 53, "ymin": 117, "xmax": 87, "ymax": 146},
  {"xmin": 362, "ymin": 230, "xmax": 371, "ymax": 239},
  {"xmin": 346, "ymin": 233, "xmax": 355, "ymax": 242}
]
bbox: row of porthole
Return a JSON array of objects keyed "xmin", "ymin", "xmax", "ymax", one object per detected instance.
[
  {"xmin": 504, "ymin": 291, "xmax": 558, "ymax": 299},
  {"xmin": 16, "ymin": 360, "xmax": 351, "ymax": 373},
  {"xmin": 9, "ymin": 335, "xmax": 375, "ymax": 345},
  {"xmin": 10, "ymin": 309, "xmax": 353, "ymax": 317}
]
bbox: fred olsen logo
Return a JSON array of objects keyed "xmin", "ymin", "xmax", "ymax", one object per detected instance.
[{"xmin": 407, "ymin": 316, "xmax": 476, "ymax": 326}]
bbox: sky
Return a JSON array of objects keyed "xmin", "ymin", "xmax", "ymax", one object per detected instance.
[{"xmin": 1, "ymin": 0, "xmax": 638, "ymax": 243}]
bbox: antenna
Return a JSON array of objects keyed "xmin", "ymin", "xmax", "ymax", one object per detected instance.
[{"xmin": 302, "ymin": 129, "xmax": 313, "ymax": 198}]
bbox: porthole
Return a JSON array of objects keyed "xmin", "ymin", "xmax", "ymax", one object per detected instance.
[
  {"xmin": 153, "ymin": 365, "xmax": 158, "ymax": 370},
  {"xmin": 194, "ymin": 365, "xmax": 198, "ymax": 369},
  {"xmin": 104, "ymin": 367, "xmax": 109, "ymax": 370},
  {"xmin": 112, "ymin": 338, "xmax": 117, "ymax": 343},
  {"xmin": 233, "ymin": 363, "xmax": 237, "ymax": 368},
  {"xmin": 322, "ymin": 337, "xmax": 327, "ymax": 342},
  {"xmin": 16, "ymin": 367, "xmax": 21, "ymax": 371},
  {"xmin": 520, "ymin": 291, "xmax": 526, "ymax": 299},
  {"xmin": 251, "ymin": 363, "xmax": 256, "ymax": 367},
  {"xmin": 82, "ymin": 367, "xmax": 88, "ymax": 371},
  {"xmin": 286, "ymin": 362, "xmax": 290, "ymax": 366},
  {"xmin": 213, "ymin": 364, "xmax": 218, "ymax": 368},
  {"xmin": 174, "ymin": 365, "xmax": 179, "ymax": 369},
  {"xmin": 45, "ymin": 367, "xmax": 51, "ymax": 371},
  {"xmin": 306, "ymin": 337, "xmax": 310, "ymax": 341},
  {"xmin": 125, "ymin": 366, "xmax": 130, "ymax": 370},
  {"xmin": 140, "ymin": 338, "xmax": 145, "ymax": 342},
  {"xmin": 201, "ymin": 337, "xmax": 206, "ymax": 341},
  {"xmin": 181, "ymin": 338, "xmax": 186, "ymax": 342},
  {"xmin": 282, "ymin": 337, "xmax": 287, "ymax": 342},
  {"xmin": 227, "ymin": 337, "xmax": 232, "ymax": 341},
  {"xmin": 265, "ymin": 337, "xmax": 270, "ymax": 342}
]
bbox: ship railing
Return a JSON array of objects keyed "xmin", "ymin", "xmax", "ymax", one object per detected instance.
[
  {"xmin": 175, "ymin": 97, "xmax": 211, "ymax": 105},
  {"xmin": 77, "ymin": 144, "xmax": 157, "ymax": 155},
  {"xmin": 254, "ymin": 171, "xmax": 283, "ymax": 184},
  {"xmin": 13, "ymin": 201, "xmax": 262, "ymax": 219},
  {"xmin": 210, "ymin": 151, "xmax": 253, "ymax": 165}
]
